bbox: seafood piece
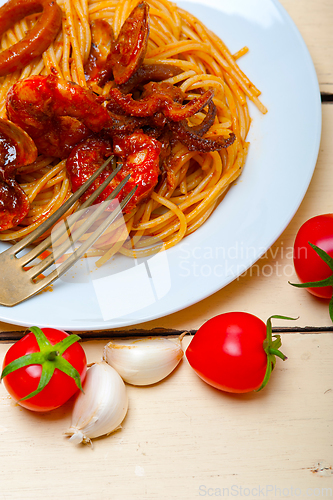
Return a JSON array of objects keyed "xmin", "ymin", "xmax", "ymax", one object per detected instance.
[
  {"xmin": 169, "ymin": 119, "xmax": 236, "ymax": 152},
  {"xmin": 0, "ymin": 118, "xmax": 38, "ymax": 166},
  {"xmin": 66, "ymin": 133, "xmax": 161, "ymax": 213},
  {"xmin": 0, "ymin": 118, "xmax": 38, "ymax": 230},
  {"xmin": 108, "ymin": 83, "xmax": 215, "ymax": 121},
  {"xmin": 185, "ymin": 100, "xmax": 217, "ymax": 137},
  {"xmin": 107, "ymin": 111, "xmax": 149, "ymax": 136},
  {"xmin": 66, "ymin": 137, "xmax": 113, "ymax": 205},
  {"xmin": 108, "ymin": 2, "xmax": 150, "ymax": 85},
  {"xmin": 6, "ymin": 75, "xmax": 153, "ymax": 155},
  {"xmin": 84, "ymin": 19, "xmax": 115, "ymax": 85},
  {"xmin": 108, "ymin": 81, "xmax": 235, "ymax": 152},
  {"xmin": 85, "ymin": 4, "xmax": 182, "ymax": 90},
  {"xmin": 0, "ymin": 178, "xmax": 30, "ymax": 231},
  {"xmin": 0, "ymin": 0, "xmax": 62, "ymax": 76},
  {"xmin": 117, "ymin": 63, "xmax": 184, "ymax": 94},
  {"xmin": 111, "ymin": 132, "xmax": 161, "ymax": 213},
  {"xmin": 168, "ymin": 100, "xmax": 236, "ymax": 152},
  {"xmin": 6, "ymin": 75, "xmax": 111, "ymax": 158},
  {"xmin": 107, "ymin": 82, "xmax": 235, "ymax": 152}
]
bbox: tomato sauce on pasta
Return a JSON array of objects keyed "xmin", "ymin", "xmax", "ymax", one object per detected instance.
[{"xmin": 0, "ymin": 0, "xmax": 267, "ymax": 266}]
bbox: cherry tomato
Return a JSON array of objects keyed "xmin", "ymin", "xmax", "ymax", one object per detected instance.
[
  {"xmin": 185, "ymin": 312, "xmax": 290, "ymax": 393},
  {"xmin": 1, "ymin": 327, "xmax": 87, "ymax": 412},
  {"xmin": 293, "ymin": 214, "xmax": 333, "ymax": 299}
]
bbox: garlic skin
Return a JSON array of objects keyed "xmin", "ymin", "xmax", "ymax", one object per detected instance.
[
  {"xmin": 103, "ymin": 334, "xmax": 186, "ymax": 386},
  {"xmin": 65, "ymin": 362, "xmax": 128, "ymax": 446}
]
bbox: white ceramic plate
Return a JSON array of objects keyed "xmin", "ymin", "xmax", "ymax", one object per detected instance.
[{"xmin": 0, "ymin": 0, "xmax": 321, "ymax": 330}]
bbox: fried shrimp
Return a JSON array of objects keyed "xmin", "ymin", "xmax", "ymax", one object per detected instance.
[
  {"xmin": 6, "ymin": 75, "xmax": 110, "ymax": 158},
  {"xmin": 66, "ymin": 133, "xmax": 161, "ymax": 213}
]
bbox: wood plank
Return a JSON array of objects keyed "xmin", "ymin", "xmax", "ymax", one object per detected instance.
[
  {"xmin": 279, "ymin": 0, "xmax": 333, "ymax": 93},
  {"xmin": 0, "ymin": 2, "xmax": 332, "ymax": 499},
  {"xmin": 0, "ymin": 334, "xmax": 332, "ymax": 499}
]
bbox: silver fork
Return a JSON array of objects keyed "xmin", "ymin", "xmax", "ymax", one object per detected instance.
[{"xmin": 0, "ymin": 157, "xmax": 137, "ymax": 306}]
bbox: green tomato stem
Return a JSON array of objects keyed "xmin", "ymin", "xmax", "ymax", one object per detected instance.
[
  {"xmin": 46, "ymin": 350, "xmax": 59, "ymax": 361},
  {"xmin": 289, "ymin": 242, "xmax": 333, "ymax": 324},
  {"xmin": 255, "ymin": 315, "xmax": 297, "ymax": 392},
  {"xmin": 268, "ymin": 348, "xmax": 287, "ymax": 361},
  {"xmin": 1, "ymin": 327, "xmax": 84, "ymax": 401}
]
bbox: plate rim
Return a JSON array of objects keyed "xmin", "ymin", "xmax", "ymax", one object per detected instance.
[{"xmin": 0, "ymin": 0, "xmax": 322, "ymax": 330}]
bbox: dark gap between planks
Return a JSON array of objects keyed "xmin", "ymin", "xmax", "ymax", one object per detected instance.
[
  {"xmin": 0, "ymin": 326, "xmax": 333, "ymax": 342},
  {"xmin": 321, "ymin": 93, "xmax": 333, "ymax": 102}
]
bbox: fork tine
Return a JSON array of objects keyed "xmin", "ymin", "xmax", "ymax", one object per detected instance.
[
  {"xmin": 8, "ymin": 155, "xmax": 119, "ymax": 256},
  {"xmin": 18, "ymin": 159, "xmax": 124, "ymax": 267},
  {"xmin": 26, "ymin": 173, "xmax": 131, "ymax": 279},
  {"xmin": 26, "ymin": 185, "xmax": 137, "ymax": 297}
]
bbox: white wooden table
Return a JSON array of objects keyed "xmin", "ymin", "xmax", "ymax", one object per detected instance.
[{"xmin": 1, "ymin": 1, "xmax": 332, "ymax": 498}]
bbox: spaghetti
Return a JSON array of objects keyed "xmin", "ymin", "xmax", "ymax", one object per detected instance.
[{"xmin": 0, "ymin": 0, "xmax": 267, "ymax": 264}]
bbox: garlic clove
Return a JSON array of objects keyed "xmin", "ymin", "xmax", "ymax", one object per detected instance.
[
  {"xmin": 103, "ymin": 333, "xmax": 186, "ymax": 386},
  {"xmin": 65, "ymin": 361, "xmax": 128, "ymax": 446}
]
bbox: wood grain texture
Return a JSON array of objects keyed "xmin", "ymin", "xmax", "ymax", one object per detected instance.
[
  {"xmin": 0, "ymin": 1, "xmax": 332, "ymax": 498},
  {"xmin": 0, "ymin": 335, "xmax": 332, "ymax": 500},
  {"xmin": 279, "ymin": 0, "xmax": 333, "ymax": 94}
]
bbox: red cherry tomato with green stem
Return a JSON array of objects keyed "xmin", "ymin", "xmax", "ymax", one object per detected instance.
[
  {"xmin": 1, "ymin": 327, "xmax": 87, "ymax": 412},
  {"xmin": 186, "ymin": 312, "xmax": 295, "ymax": 393},
  {"xmin": 290, "ymin": 214, "xmax": 333, "ymax": 322}
]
